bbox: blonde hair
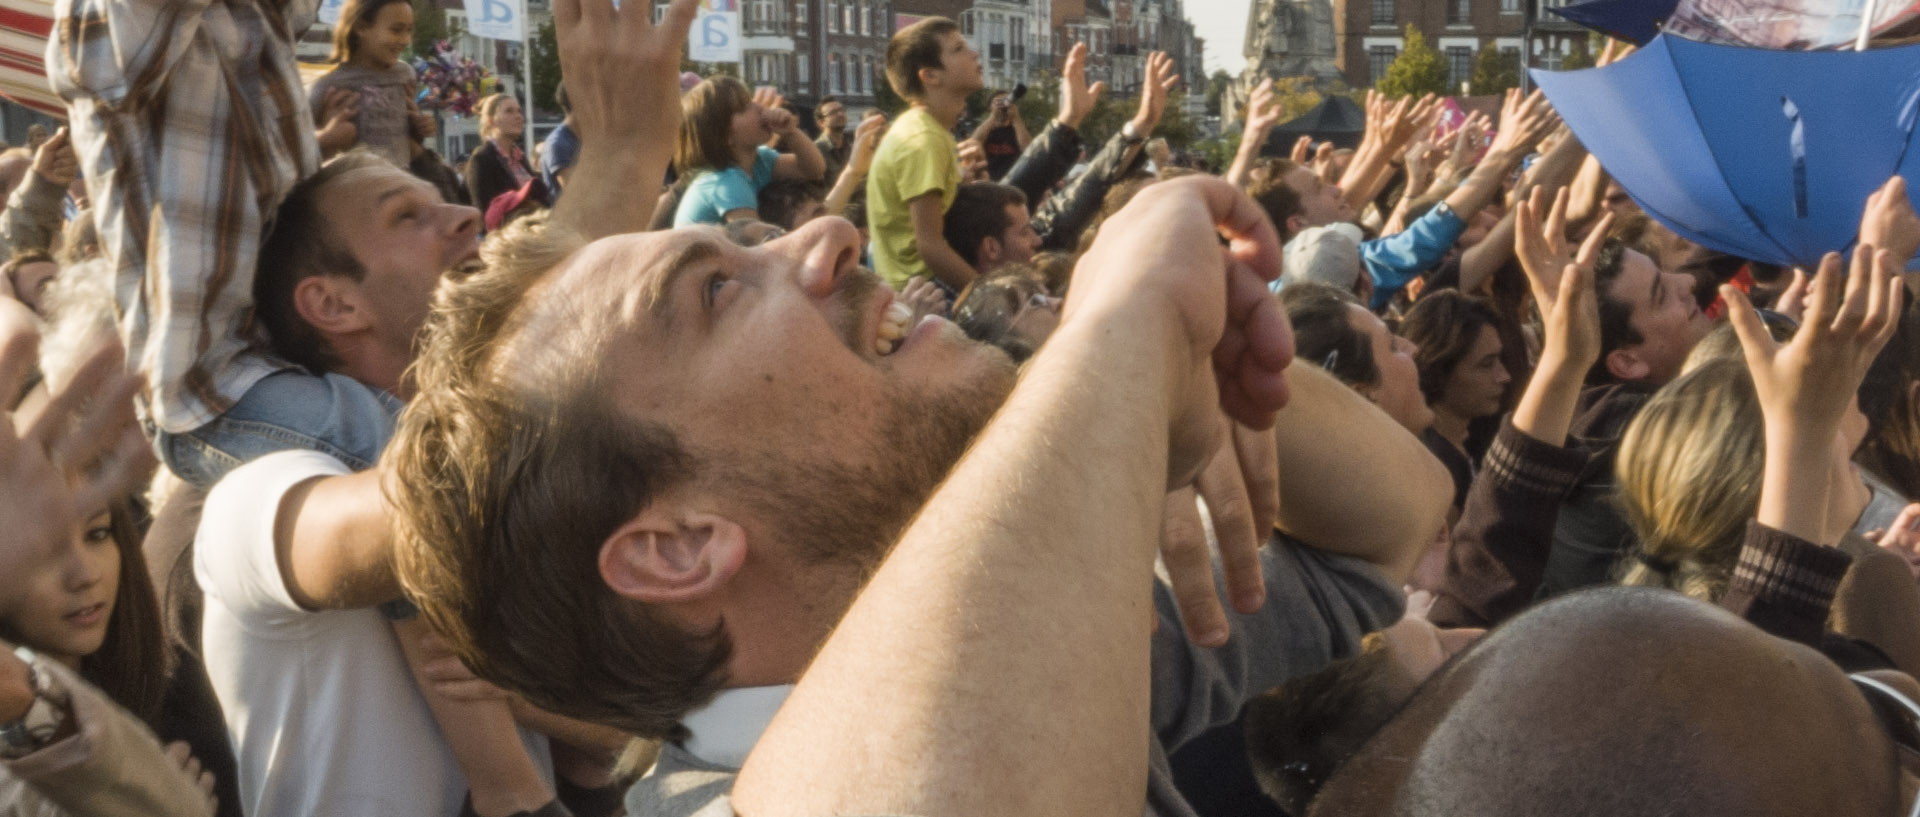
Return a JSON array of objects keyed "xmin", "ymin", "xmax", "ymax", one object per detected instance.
[
  {"xmin": 1615, "ymin": 358, "xmax": 1764, "ymax": 599},
  {"xmin": 476, "ymin": 94, "xmax": 520, "ymax": 142}
]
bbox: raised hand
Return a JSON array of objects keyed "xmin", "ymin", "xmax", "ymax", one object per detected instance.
[
  {"xmin": 1727, "ymin": 248, "xmax": 1903, "ymax": 439},
  {"xmin": 1056, "ymin": 42, "xmax": 1107, "ymax": 129},
  {"xmin": 1290, "ymin": 134, "xmax": 1313, "ymax": 164},
  {"xmin": 1514, "ymin": 185, "xmax": 1612, "ymax": 306},
  {"xmin": 1130, "ymin": 51, "xmax": 1180, "ymax": 137},
  {"xmin": 898, "ymin": 276, "xmax": 951, "ymax": 323},
  {"xmin": 0, "ymin": 300, "xmax": 151, "ymax": 595},
  {"xmin": 1859, "ymin": 176, "xmax": 1920, "ymax": 267},
  {"xmin": 549, "ymin": 0, "xmax": 697, "ymax": 237},
  {"xmin": 957, "ymin": 139, "xmax": 989, "ymax": 182},
  {"xmin": 1871, "ymin": 502, "xmax": 1920, "ymax": 581},
  {"xmin": 1729, "ymin": 247, "xmax": 1903, "ymax": 543},
  {"xmin": 847, "ymin": 113, "xmax": 886, "ymax": 174},
  {"xmin": 1244, "ymin": 78, "xmax": 1282, "ymax": 136},
  {"xmin": 28, "ymin": 127, "xmax": 77, "ymax": 189},
  {"xmin": 1488, "ymin": 88, "xmax": 1559, "ymax": 159}
]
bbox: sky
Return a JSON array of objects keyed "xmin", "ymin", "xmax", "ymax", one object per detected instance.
[{"xmin": 1189, "ymin": 0, "xmax": 1256, "ymax": 77}]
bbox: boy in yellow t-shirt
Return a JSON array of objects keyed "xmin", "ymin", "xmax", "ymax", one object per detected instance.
[{"xmin": 867, "ymin": 17, "xmax": 983, "ymax": 293}]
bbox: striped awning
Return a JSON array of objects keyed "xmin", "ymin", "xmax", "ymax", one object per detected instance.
[{"xmin": 0, "ymin": 0, "xmax": 61, "ymax": 119}]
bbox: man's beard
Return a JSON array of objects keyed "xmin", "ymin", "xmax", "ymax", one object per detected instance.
[{"xmin": 717, "ymin": 344, "xmax": 1016, "ymax": 573}]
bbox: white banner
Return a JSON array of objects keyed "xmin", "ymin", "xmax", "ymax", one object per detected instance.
[
  {"xmin": 317, "ymin": 0, "xmax": 343, "ymax": 25},
  {"xmin": 687, "ymin": 9, "xmax": 741, "ymax": 64},
  {"xmin": 468, "ymin": 0, "xmax": 526, "ymax": 42}
]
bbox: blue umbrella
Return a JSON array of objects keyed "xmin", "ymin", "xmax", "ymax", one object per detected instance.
[
  {"xmin": 1533, "ymin": 33, "xmax": 1920, "ymax": 270},
  {"xmin": 1546, "ymin": 0, "xmax": 1673, "ymax": 46}
]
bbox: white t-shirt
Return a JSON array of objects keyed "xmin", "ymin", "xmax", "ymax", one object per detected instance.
[{"xmin": 196, "ymin": 450, "xmax": 549, "ymax": 817}]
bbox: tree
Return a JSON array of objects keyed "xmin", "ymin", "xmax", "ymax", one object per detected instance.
[
  {"xmin": 1205, "ymin": 70, "xmax": 1232, "ymax": 116},
  {"xmin": 529, "ymin": 16, "xmax": 563, "ymax": 115},
  {"xmin": 1468, "ymin": 46, "xmax": 1519, "ymax": 96},
  {"xmin": 410, "ymin": 0, "xmax": 458, "ymax": 58},
  {"xmin": 1559, "ymin": 44, "xmax": 1596, "ymax": 70},
  {"xmin": 873, "ymin": 72, "xmax": 909, "ymax": 116},
  {"xmin": 1376, "ymin": 25, "xmax": 1448, "ymax": 98},
  {"xmin": 1263, "ymin": 75, "xmax": 1322, "ymax": 122}
]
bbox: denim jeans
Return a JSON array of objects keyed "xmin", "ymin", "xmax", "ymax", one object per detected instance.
[{"xmin": 154, "ymin": 370, "xmax": 402, "ymax": 489}]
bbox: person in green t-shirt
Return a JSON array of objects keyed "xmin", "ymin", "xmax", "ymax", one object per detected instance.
[{"xmin": 867, "ymin": 17, "xmax": 983, "ymax": 293}]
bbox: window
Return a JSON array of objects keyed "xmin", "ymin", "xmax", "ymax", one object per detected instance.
[
  {"xmin": 1368, "ymin": 45, "xmax": 1396, "ymax": 83},
  {"xmin": 798, "ymin": 53, "xmax": 810, "ymax": 83},
  {"xmin": 1448, "ymin": 0, "xmax": 1469, "ymax": 23},
  {"xmin": 856, "ymin": 0, "xmax": 867, "ymax": 35},
  {"xmin": 1500, "ymin": 0, "xmax": 1519, "ymax": 12},
  {"xmin": 1011, "ymin": 16, "xmax": 1026, "ymax": 62},
  {"xmin": 1501, "ymin": 46, "xmax": 1520, "ymax": 73},
  {"xmin": 1447, "ymin": 46, "xmax": 1471, "ymax": 90},
  {"xmin": 829, "ymin": 54, "xmax": 841, "ymax": 92},
  {"xmin": 841, "ymin": 1, "xmax": 852, "ymax": 34},
  {"xmin": 962, "ymin": 9, "xmax": 974, "ymax": 35},
  {"xmin": 856, "ymin": 56, "xmax": 867, "ymax": 93},
  {"xmin": 988, "ymin": 13, "xmax": 1005, "ymax": 60},
  {"xmin": 794, "ymin": 0, "xmax": 807, "ymax": 33},
  {"xmin": 827, "ymin": 0, "xmax": 839, "ymax": 32},
  {"xmin": 1371, "ymin": 0, "xmax": 1392, "ymax": 24}
]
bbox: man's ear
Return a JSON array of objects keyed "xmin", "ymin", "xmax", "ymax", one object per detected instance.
[
  {"xmin": 978, "ymin": 235, "xmax": 1002, "ymax": 267},
  {"xmin": 1605, "ymin": 347, "xmax": 1651, "ymax": 383},
  {"xmin": 293, "ymin": 275, "xmax": 371, "ymax": 335},
  {"xmin": 916, "ymin": 65, "xmax": 941, "ymax": 92},
  {"xmin": 598, "ymin": 506, "xmax": 749, "ymax": 605},
  {"xmin": 1285, "ymin": 215, "xmax": 1307, "ymax": 239}
]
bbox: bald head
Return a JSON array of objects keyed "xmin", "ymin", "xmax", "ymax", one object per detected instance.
[{"xmin": 1311, "ymin": 588, "xmax": 1904, "ymax": 817}]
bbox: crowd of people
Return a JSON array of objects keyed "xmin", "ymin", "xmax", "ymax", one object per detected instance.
[{"xmin": 0, "ymin": 0, "xmax": 1917, "ymax": 813}]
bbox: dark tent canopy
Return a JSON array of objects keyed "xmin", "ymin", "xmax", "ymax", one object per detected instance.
[{"xmin": 1261, "ymin": 94, "xmax": 1366, "ymax": 154}]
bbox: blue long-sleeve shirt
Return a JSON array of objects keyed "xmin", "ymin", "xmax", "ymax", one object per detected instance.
[{"xmin": 1359, "ymin": 202, "xmax": 1467, "ymax": 310}]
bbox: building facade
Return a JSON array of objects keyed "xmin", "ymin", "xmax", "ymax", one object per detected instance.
[{"xmin": 1328, "ymin": 0, "xmax": 1589, "ymax": 91}]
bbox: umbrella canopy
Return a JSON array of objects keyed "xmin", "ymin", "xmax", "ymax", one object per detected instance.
[
  {"xmin": 1262, "ymin": 95, "xmax": 1367, "ymax": 154},
  {"xmin": 1533, "ymin": 33, "xmax": 1920, "ymax": 270},
  {"xmin": 1546, "ymin": 0, "xmax": 1674, "ymax": 45},
  {"xmin": 0, "ymin": 0, "xmax": 61, "ymax": 118}
]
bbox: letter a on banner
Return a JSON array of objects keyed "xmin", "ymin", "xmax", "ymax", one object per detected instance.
[
  {"xmin": 470, "ymin": 0, "xmax": 526, "ymax": 41},
  {"xmin": 687, "ymin": 0, "xmax": 742, "ymax": 63}
]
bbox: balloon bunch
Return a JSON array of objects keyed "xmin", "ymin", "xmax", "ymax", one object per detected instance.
[{"xmin": 413, "ymin": 41, "xmax": 498, "ymax": 117}]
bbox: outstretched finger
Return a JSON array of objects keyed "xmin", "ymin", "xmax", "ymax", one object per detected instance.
[
  {"xmin": 1161, "ymin": 487, "xmax": 1229, "ymax": 647},
  {"xmin": 1574, "ymin": 211, "xmax": 1614, "ymax": 269},
  {"xmin": 1802, "ymin": 252, "xmax": 1846, "ymax": 340},
  {"xmin": 1198, "ymin": 437, "xmax": 1261, "ymax": 613},
  {"xmin": 1871, "ymin": 249, "xmax": 1905, "ymax": 350},
  {"xmin": 657, "ymin": 0, "xmax": 700, "ymax": 42},
  {"xmin": 1721, "ymin": 284, "xmax": 1779, "ymax": 373}
]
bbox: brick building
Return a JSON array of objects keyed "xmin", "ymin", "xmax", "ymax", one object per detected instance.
[{"xmin": 1330, "ymin": 0, "xmax": 1591, "ymax": 91}]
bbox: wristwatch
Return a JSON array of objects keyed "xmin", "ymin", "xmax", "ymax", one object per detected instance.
[{"xmin": 1, "ymin": 646, "xmax": 71, "ymax": 761}]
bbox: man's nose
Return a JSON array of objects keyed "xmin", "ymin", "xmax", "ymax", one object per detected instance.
[
  {"xmin": 443, "ymin": 203, "xmax": 480, "ymax": 238},
  {"xmin": 775, "ymin": 216, "xmax": 862, "ymax": 299}
]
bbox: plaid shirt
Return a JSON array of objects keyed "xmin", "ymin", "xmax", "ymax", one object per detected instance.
[{"xmin": 49, "ymin": 0, "xmax": 319, "ymax": 433}]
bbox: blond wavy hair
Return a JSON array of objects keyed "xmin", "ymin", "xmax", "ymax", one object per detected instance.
[
  {"xmin": 387, "ymin": 215, "xmax": 730, "ymax": 737},
  {"xmin": 1614, "ymin": 358, "xmax": 1764, "ymax": 599}
]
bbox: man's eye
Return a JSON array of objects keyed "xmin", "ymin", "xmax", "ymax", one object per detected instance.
[{"xmin": 706, "ymin": 273, "xmax": 729, "ymax": 305}]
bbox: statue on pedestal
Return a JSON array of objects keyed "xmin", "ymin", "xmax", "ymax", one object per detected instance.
[{"xmin": 1242, "ymin": 0, "xmax": 1341, "ymax": 86}]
